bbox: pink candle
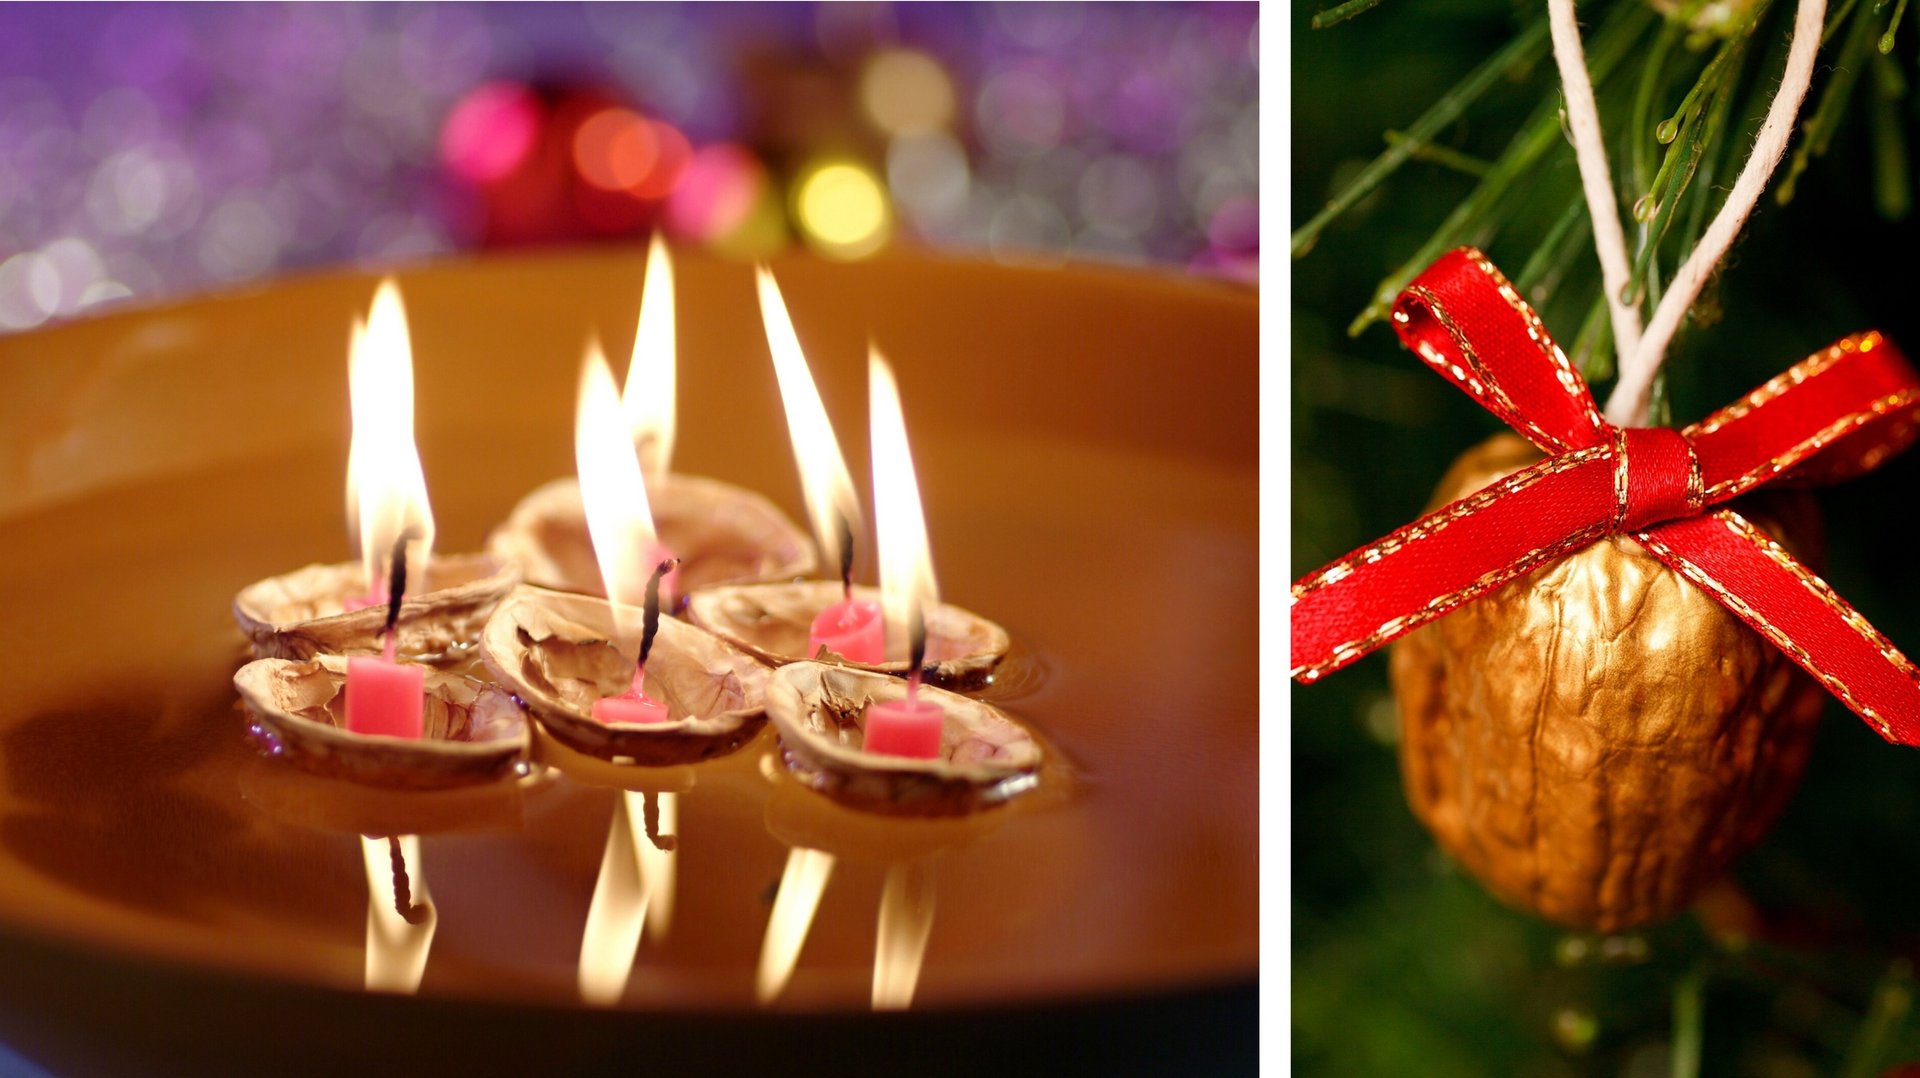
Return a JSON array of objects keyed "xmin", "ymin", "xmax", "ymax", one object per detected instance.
[
  {"xmin": 863, "ymin": 674, "xmax": 943, "ymax": 759},
  {"xmin": 808, "ymin": 595, "xmax": 884, "ymax": 663},
  {"xmin": 344, "ymin": 529, "xmax": 426, "ymax": 739},
  {"xmin": 346, "ymin": 638, "xmax": 425, "ymax": 739},
  {"xmin": 593, "ymin": 672, "xmax": 670, "ymax": 725}
]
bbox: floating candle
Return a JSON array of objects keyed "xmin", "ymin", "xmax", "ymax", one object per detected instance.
[
  {"xmin": 809, "ymin": 518, "xmax": 884, "ymax": 663},
  {"xmin": 593, "ymin": 559, "xmax": 679, "ymax": 726},
  {"xmin": 809, "ymin": 593, "xmax": 884, "ymax": 663},
  {"xmin": 233, "ymin": 279, "xmax": 521, "ymax": 669},
  {"xmin": 863, "ymin": 670, "xmax": 942, "ymax": 758},
  {"xmin": 861, "ymin": 351, "xmax": 943, "ymax": 758},
  {"xmin": 346, "ymin": 531, "xmax": 426, "ymax": 740}
]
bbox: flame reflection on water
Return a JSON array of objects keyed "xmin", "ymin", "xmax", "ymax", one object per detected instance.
[
  {"xmin": 754, "ymin": 846, "xmax": 836, "ymax": 1004},
  {"xmin": 361, "ymin": 834, "xmax": 435, "ymax": 994},
  {"xmin": 872, "ymin": 859, "xmax": 936, "ymax": 1010}
]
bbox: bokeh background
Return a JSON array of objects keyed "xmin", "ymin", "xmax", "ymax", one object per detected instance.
[
  {"xmin": 0, "ymin": 2, "xmax": 1257, "ymax": 333},
  {"xmin": 1295, "ymin": 2, "xmax": 1920, "ymax": 1076}
]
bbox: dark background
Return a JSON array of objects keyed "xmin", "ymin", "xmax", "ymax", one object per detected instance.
[{"xmin": 1294, "ymin": 2, "xmax": 1920, "ymax": 1075}]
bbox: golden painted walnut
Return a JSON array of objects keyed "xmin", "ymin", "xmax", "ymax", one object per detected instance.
[{"xmin": 1391, "ymin": 433, "xmax": 1827, "ymax": 933}]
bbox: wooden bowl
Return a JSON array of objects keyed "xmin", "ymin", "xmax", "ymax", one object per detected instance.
[{"xmin": 0, "ymin": 245, "xmax": 1255, "ymax": 1073}]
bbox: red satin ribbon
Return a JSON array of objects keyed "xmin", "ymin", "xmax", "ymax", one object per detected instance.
[{"xmin": 1291, "ymin": 247, "xmax": 1920, "ymax": 745}]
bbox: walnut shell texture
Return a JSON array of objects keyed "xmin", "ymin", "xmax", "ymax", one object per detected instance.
[
  {"xmin": 232, "ymin": 552, "xmax": 519, "ymax": 665},
  {"xmin": 685, "ymin": 581, "xmax": 1010, "ymax": 691},
  {"xmin": 478, "ymin": 586, "xmax": 771, "ymax": 767},
  {"xmin": 232, "ymin": 654, "xmax": 529, "ymax": 790},
  {"xmin": 1391, "ymin": 433, "xmax": 1827, "ymax": 933},
  {"xmin": 486, "ymin": 475, "xmax": 816, "ymax": 599}
]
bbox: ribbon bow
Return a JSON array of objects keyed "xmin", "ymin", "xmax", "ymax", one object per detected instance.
[{"xmin": 1291, "ymin": 248, "xmax": 1920, "ymax": 745}]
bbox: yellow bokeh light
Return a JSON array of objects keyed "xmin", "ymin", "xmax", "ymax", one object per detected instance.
[{"xmin": 794, "ymin": 161, "xmax": 891, "ymax": 260}]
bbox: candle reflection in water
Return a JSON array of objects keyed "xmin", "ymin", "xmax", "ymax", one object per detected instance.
[
  {"xmin": 752, "ymin": 848, "xmax": 939, "ymax": 1010},
  {"xmin": 639, "ymin": 791, "xmax": 677, "ymax": 939},
  {"xmin": 361, "ymin": 834, "xmax": 436, "ymax": 994},
  {"xmin": 872, "ymin": 860, "xmax": 936, "ymax": 1011},
  {"xmin": 754, "ymin": 847, "xmax": 836, "ymax": 1004},
  {"xmin": 578, "ymin": 791, "xmax": 679, "ymax": 1005}
]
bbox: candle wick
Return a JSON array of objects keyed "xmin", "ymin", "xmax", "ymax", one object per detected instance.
[
  {"xmin": 382, "ymin": 525, "xmax": 422, "ymax": 644},
  {"xmin": 387, "ymin": 835, "xmax": 428, "ymax": 925},
  {"xmin": 836, "ymin": 512, "xmax": 855, "ymax": 601},
  {"xmin": 642, "ymin": 791, "xmax": 677, "ymax": 851},
  {"xmin": 636, "ymin": 557, "xmax": 679, "ymax": 677},
  {"xmin": 906, "ymin": 603, "xmax": 927, "ymax": 705}
]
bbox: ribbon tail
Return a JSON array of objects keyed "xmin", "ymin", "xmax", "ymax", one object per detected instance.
[
  {"xmin": 1636, "ymin": 511, "xmax": 1920, "ymax": 746},
  {"xmin": 1291, "ymin": 447, "xmax": 1617, "ymax": 681}
]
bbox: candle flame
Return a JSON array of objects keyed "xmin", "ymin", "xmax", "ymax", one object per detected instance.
[
  {"xmin": 757, "ymin": 266, "xmax": 861, "ymax": 577},
  {"xmin": 579, "ymin": 792, "xmax": 652, "ymax": 1006},
  {"xmin": 623, "ymin": 234, "xmax": 676, "ymax": 483},
  {"xmin": 872, "ymin": 860, "xmax": 936, "ymax": 1011},
  {"xmin": 755, "ymin": 847, "xmax": 835, "ymax": 1004},
  {"xmin": 869, "ymin": 349, "xmax": 939, "ymax": 662},
  {"xmin": 362, "ymin": 834, "xmax": 436, "ymax": 994},
  {"xmin": 346, "ymin": 280, "xmax": 435, "ymax": 596},
  {"xmin": 576, "ymin": 340, "xmax": 661, "ymax": 634}
]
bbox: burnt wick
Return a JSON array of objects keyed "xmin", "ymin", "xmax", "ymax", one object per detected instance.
[
  {"xmin": 382, "ymin": 525, "xmax": 423, "ymax": 641},
  {"xmin": 642, "ymin": 790, "xmax": 677, "ymax": 851},
  {"xmin": 836, "ymin": 512, "xmax": 855, "ymax": 602},
  {"xmin": 636, "ymin": 558, "xmax": 679, "ymax": 672},
  {"xmin": 909, "ymin": 604, "xmax": 928, "ymax": 675},
  {"xmin": 387, "ymin": 835, "xmax": 428, "ymax": 925},
  {"xmin": 907, "ymin": 604, "xmax": 929, "ymax": 700}
]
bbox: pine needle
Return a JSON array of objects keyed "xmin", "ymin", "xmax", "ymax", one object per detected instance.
[
  {"xmin": 1311, "ymin": 0, "xmax": 1386, "ymax": 30},
  {"xmin": 1880, "ymin": 0, "xmax": 1910, "ymax": 50},
  {"xmin": 1345, "ymin": 4, "xmax": 1656, "ymax": 334},
  {"xmin": 1292, "ymin": 18, "xmax": 1549, "ymax": 259},
  {"xmin": 1384, "ymin": 131, "xmax": 1494, "ymax": 175},
  {"xmin": 1670, "ymin": 967, "xmax": 1706, "ymax": 1078}
]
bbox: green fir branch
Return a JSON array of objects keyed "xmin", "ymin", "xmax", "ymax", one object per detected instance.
[
  {"xmin": 1310, "ymin": 0, "xmax": 1387, "ymax": 30},
  {"xmin": 1291, "ymin": 18, "xmax": 1550, "ymax": 258}
]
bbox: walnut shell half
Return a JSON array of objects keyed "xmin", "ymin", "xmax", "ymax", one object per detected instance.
[
  {"xmin": 486, "ymin": 475, "xmax": 816, "ymax": 599},
  {"xmin": 686, "ymin": 581, "xmax": 1011, "ymax": 691},
  {"xmin": 232, "ymin": 552, "xmax": 519, "ymax": 665},
  {"xmin": 478, "ymin": 586, "xmax": 771, "ymax": 766},
  {"xmin": 1392, "ymin": 433, "xmax": 1826, "ymax": 933},
  {"xmin": 232, "ymin": 655, "xmax": 529, "ymax": 789},
  {"xmin": 766, "ymin": 662, "xmax": 1042, "ymax": 817}
]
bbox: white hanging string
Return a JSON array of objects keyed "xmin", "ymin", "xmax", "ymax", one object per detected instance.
[
  {"xmin": 1601, "ymin": 0, "xmax": 1828, "ymax": 426},
  {"xmin": 1548, "ymin": 0, "xmax": 1829, "ymax": 427},
  {"xmin": 1548, "ymin": 0, "xmax": 1643, "ymax": 369}
]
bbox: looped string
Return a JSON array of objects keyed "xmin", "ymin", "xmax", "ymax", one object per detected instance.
[{"xmin": 1546, "ymin": 0, "xmax": 1830, "ymax": 427}]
